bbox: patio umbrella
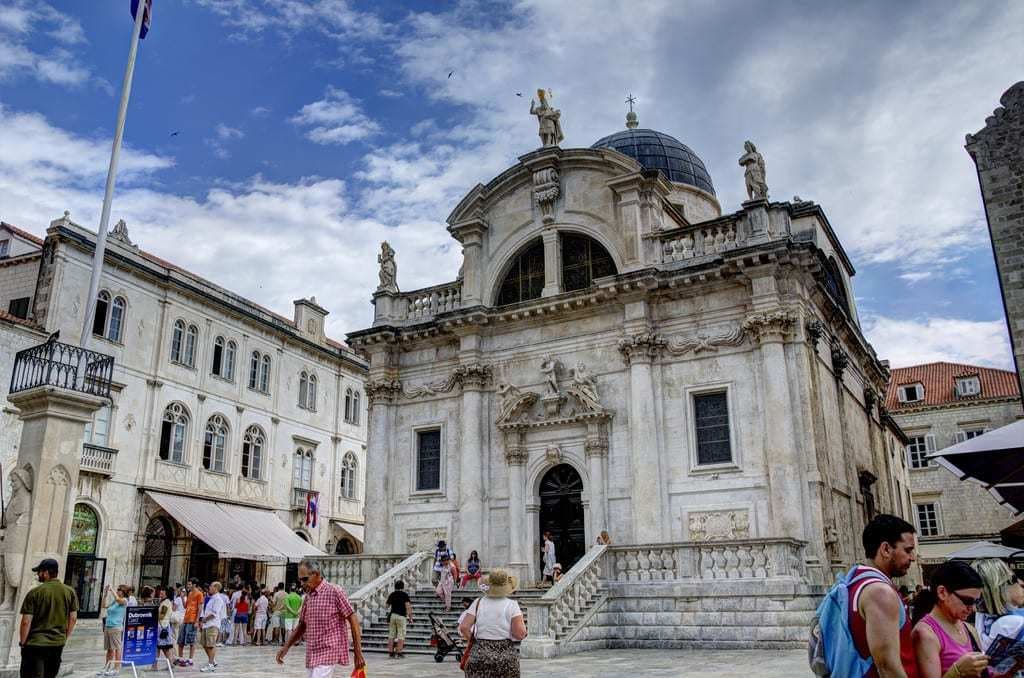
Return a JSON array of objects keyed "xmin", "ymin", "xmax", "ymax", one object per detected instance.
[
  {"xmin": 945, "ymin": 541, "xmax": 1024, "ymax": 560},
  {"xmin": 929, "ymin": 419, "xmax": 1024, "ymax": 513}
]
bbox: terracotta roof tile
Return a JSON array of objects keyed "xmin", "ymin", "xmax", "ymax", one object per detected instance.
[
  {"xmin": 1, "ymin": 221, "xmax": 44, "ymax": 247},
  {"xmin": 885, "ymin": 361, "xmax": 1020, "ymax": 410},
  {"xmin": 0, "ymin": 309, "xmax": 44, "ymax": 331}
]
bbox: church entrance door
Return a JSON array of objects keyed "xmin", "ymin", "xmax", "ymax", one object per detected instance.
[{"xmin": 539, "ymin": 464, "xmax": 586, "ymax": 576}]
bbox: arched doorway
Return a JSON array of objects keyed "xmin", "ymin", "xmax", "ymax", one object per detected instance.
[
  {"xmin": 140, "ymin": 517, "xmax": 172, "ymax": 590},
  {"xmin": 66, "ymin": 503, "xmax": 106, "ymax": 618},
  {"xmin": 539, "ymin": 464, "xmax": 586, "ymax": 575},
  {"xmin": 335, "ymin": 538, "xmax": 355, "ymax": 555}
]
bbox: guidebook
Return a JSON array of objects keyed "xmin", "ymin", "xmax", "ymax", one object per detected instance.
[{"xmin": 985, "ymin": 634, "xmax": 1024, "ymax": 675}]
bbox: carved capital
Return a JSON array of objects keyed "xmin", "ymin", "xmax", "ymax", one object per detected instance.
[
  {"xmin": 366, "ymin": 378, "xmax": 402, "ymax": 404},
  {"xmin": 504, "ymin": 445, "xmax": 529, "ymax": 466},
  {"xmin": 584, "ymin": 435, "xmax": 609, "ymax": 458},
  {"xmin": 617, "ymin": 331, "xmax": 666, "ymax": 365},
  {"xmin": 456, "ymin": 363, "xmax": 492, "ymax": 390},
  {"xmin": 742, "ymin": 309, "xmax": 796, "ymax": 343}
]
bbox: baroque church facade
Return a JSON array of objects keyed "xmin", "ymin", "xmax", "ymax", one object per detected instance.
[{"xmin": 349, "ymin": 105, "xmax": 915, "ymax": 588}]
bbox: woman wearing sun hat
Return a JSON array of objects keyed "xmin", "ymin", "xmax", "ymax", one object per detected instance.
[{"xmin": 458, "ymin": 569, "xmax": 528, "ymax": 677}]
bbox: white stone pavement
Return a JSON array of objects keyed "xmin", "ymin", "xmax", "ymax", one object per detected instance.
[{"xmin": 60, "ymin": 628, "xmax": 807, "ymax": 677}]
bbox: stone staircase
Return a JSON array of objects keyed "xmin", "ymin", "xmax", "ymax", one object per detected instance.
[{"xmin": 360, "ymin": 586, "xmax": 544, "ymax": 659}]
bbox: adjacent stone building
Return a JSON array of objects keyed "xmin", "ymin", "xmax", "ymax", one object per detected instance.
[
  {"xmin": 966, "ymin": 81, "xmax": 1024, "ymax": 401},
  {"xmin": 886, "ymin": 362, "xmax": 1022, "ymax": 578},
  {"xmin": 0, "ymin": 217, "xmax": 368, "ymax": 617}
]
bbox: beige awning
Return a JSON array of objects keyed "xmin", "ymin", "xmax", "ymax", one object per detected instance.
[
  {"xmin": 917, "ymin": 540, "xmax": 977, "ymax": 563},
  {"xmin": 332, "ymin": 520, "xmax": 365, "ymax": 544},
  {"xmin": 146, "ymin": 491, "xmax": 323, "ymax": 563}
]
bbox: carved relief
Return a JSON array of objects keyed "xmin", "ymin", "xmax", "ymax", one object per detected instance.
[
  {"xmin": 44, "ymin": 465, "xmax": 71, "ymax": 553},
  {"xmin": 155, "ymin": 460, "xmax": 188, "ymax": 486},
  {"xmin": 544, "ymin": 445, "xmax": 563, "ymax": 465},
  {"xmin": 238, "ymin": 477, "xmax": 268, "ymax": 501},
  {"xmin": 504, "ymin": 446, "xmax": 529, "ymax": 466},
  {"xmin": 365, "ymin": 379, "xmax": 402, "ymax": 405},
  {"xmin": 618, "ymin": 331, "xmax": 666, "ymax": 365},
  {"xmin": 406, "ymin": 527, "xmax": 447, "ymax": 552},
  {"xmin": 665, "ymin": 324, "xmax": 745, "ymax": 355},
  {"xmin": 1, "ymin": 468, "xmax": 33, "ymax": 592},
  {"xmin": 688, "ymin": 509, "xmax": 751, "ymax": 542},
  {"xmin": 123, "ymin": 413, "xmax": 137, "ymax": 431},
  {"xmin": 805, "ymin": 319, "xmax": 825, "ymax": 349},
  {"xmin": 566, "ymin": 362, "xmax": 602, "ymax": 413},
  {"xmin": 533, "ymin": 167, "xmax": 561, "ymax": 224},
  {"xmin": 496, "ymin": 383, "xmax": 540, "ymax": 425},
  {"xmin": 741, "ymin": 309, "xmax": 796, "ymax": 342},
  {"xmin": 401, "ymin": 364, "xmax": 491, "ymax": 399}
]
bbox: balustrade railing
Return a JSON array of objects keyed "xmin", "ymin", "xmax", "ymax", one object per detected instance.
[
  {"xmin": 601, "ymin": 538, "xmax": 806, "ymax": 582},
  {"xmin": 81, "ymin": 443, "xmax": 117, "ymax": 475},
  {"xmin": 523, "ymin": 544, "xmax": 606, "ymax": 647},
  {"xmin": 10, "ymin": 338, "xmax": 113, "ymax": 398},
  {"xmin": 399, "ymin": 281, "xmax": 462, "ymax": 322},
  {"xmin": 319, "ymin": 554, "xmax": 409, "ymax": 590},
  {"xmin": 348, "ymin": 552, "xmax": 433, "ymax": 623},
  {"xmin": 660, "ymin": 222, "xmax": 740, "ymax": 262}
]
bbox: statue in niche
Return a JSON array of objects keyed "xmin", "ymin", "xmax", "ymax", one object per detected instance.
[
  {"xmin": 1, "ymin": 469, "xmax": 33, "ymax": 598},
  {"xmin": 569, "ymin": 362, "xmax": 601, "ymax": 412},
  {"xmin": 540, "ymin": 356, "xmax": 560, "ymax": 395},
  {"xmin": 377, "ymin": 241, "xmax": 398, "ymax": 293},
  {"xmin": 738, "ymin": 140, "xmax": 768, "ymax": 201},
  {"xmin": 530, "ymin": 89, "xmax": 564, "ymax": 148}
]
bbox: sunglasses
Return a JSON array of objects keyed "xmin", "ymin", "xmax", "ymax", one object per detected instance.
[{"xmin": 953, "ymin": 592, "xmax": 983, "ymax": 608}]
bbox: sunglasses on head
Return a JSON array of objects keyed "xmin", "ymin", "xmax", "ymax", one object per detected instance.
[{"xmin": 953, "ymin": 592, "xmax": 983, "ymax": 607}]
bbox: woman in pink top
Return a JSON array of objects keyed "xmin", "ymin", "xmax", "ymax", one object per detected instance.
[{"xmin": 912, "ymin": 561, "xmax": 989, "ymax": 678}]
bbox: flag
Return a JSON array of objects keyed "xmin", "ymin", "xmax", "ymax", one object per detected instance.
[
  {"xmin": 130, "ymin": 0, "xmax": 153, "ymax": 39},
  {"xmin": 306, "ymin": 492, "xmax": 319, "ymax": 528}
]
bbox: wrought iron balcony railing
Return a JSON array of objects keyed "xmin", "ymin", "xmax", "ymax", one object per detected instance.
[
  {"xmin": 81, "ymin": 443, "xmax": 117, "ymax": 476},
  {"xmin": 9, "ymin": 338, "xmax": 113, "ymax": 398}
]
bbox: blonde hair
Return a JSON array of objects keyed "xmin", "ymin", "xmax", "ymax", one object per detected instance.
[{"xmin": 972, "ymin": 558, "xmax": 1015, "ymax": 615}]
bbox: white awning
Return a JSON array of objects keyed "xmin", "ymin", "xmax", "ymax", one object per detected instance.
[
  {"xmin": 332, "ymin": 520, "xmax": 365, "ymax": 544},
  {"xmin": 146, "ymin": 491, "xmax": 323, "ymax": 563}
]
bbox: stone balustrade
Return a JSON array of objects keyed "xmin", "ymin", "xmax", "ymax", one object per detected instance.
[
  {"xmin": 400, "ymin": 281, "xmax": 462, "ymax": 322},
  {"xmin": 348, "ymin": 552, "xmax": 433, "ymax": 622},
  {"xmin": 319, "ymin": 554, "xmax": 412, "ymax": 590},
  {"xmin": 521, "ymin": 545, "xmax": 606, "ymax": 658},
  {"xmin": 660, "ymin": 222, "xmax": 740, "ymax": 262},
  {"xmin": 80, "ymin": 443, "xmax": 117, "ymax": 476},
  {"xmin": 602, "ymin": 538, "xmax": 806, "ymax": 582}
]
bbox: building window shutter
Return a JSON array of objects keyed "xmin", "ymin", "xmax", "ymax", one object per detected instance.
[{"xmin": 954, "ymin": 431, "xmax": 967, "ymax": 444}]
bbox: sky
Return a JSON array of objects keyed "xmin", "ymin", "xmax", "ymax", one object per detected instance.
[{"xmin": 0, "ymin": 0, "xmax": 1020, "ymax": 370}]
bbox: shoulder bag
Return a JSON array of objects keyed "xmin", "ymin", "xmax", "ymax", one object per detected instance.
[{"xmin": 460, "ymin": 598, "xmax": 482, "ymax": 671}]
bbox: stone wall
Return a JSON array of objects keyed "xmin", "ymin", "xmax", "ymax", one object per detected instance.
[
  {"xmin": 0, "ymin": 256, "xmax": 40, "ymax": 317},
  {"xmin": 0, "ymin": 318, "xmax": 47, "ymax": 498}
]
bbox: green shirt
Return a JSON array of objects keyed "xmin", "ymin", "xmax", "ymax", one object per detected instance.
[
  {"xmin": 282, "ymin": 592, "xmax": 301, "ymax": 619},
  {"xmin": 20, "ymin": 579, "xmax": 79, "ymax": 647}
]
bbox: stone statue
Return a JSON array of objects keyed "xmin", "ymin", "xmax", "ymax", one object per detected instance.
[
  {"xmin": 738, "ymin": 140, "xmax": 768, "ymax": 201},
  {"xmin": 1, "ymin": 468, "xmax": 33, "ymax": 593},
  {"xmin": 496, "ymin": 383, "xmax": 522, "ymax": 420},
  {"xmin": 377, "ymin": 241, "xmax": 398, "ymax": 293},
  {"xmin": 540, "ymin": 357, "xmax": 560, "ymax": 395},
  {"xmin": 569, "ymin": 362, "xmax": 601, "ymax": 412},
  {"xmin": 530, "ymin": 89, "xmax": 564, "ymax": 148}
]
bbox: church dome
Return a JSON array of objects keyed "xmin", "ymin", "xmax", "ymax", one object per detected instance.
[{"xmin": 591, "ymin": 128, "xmax": 715, "ymax": 196}]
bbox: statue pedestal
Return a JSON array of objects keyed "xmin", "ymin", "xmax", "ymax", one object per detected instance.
[
  {"xmin": 741, "ymin": 198, "xmax": 771, "ymax": 244},
  {"xmin": 0, "ymin": 386, "xmax": 107, "ymax": 671},
  {"xmin": 540, "ymin": 393, "xmax": 564, "ymax": 418}
]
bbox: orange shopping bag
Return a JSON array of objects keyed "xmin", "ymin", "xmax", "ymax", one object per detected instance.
[{"xmin": 350, "ymin": 666, "xmax": 367, "ymax": 678}]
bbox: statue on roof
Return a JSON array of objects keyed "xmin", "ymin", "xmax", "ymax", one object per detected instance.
[
  {"xmin": 377, "ymin": 241, "xmax": 398, "ymax": 293},
  {"xmin": 530, "ymin": 89, "xmax": 564, "ymax": 147},
  {"xmin": 739, "ymin": 140, "xmax": 768, "ymax": 201}
]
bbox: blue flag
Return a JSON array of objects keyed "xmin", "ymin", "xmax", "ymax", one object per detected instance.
[{"xmin": 130, "ymin": 0, "xmax": 152, "ymax": 39}]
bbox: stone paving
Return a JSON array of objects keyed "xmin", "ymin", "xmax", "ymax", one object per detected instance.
[{"xmin": 61, "ymin": 628, "xmax": 807, "ymax": 677}]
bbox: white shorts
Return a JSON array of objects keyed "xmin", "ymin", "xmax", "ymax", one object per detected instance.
[
  {"xmin": 284, "ymin": 618, "xmax": 297, "ymax": 633},
  {"xmin": 308, "ymin": 666, "xmax": 342, "ymax": 678}
]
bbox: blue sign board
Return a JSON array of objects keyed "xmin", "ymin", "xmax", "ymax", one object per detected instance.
[{"xmin": 123, "ymin": 605, "xmax": 159, "ymax": 666}]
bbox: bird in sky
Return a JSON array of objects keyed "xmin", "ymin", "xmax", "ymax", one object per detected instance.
[
  {"xmin": 169, "ymin": 131, "xmax": 179, "ymax": 137},
  {"xmin": 447, "ymin": 70, "xmax": 455, "ymax": 79},
  {"xmin": 515, "ymin": 92, "xmax": 522, "ymax": 97}
]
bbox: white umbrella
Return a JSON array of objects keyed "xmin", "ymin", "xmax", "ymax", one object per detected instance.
[
  {"xmin": 945, "ymin": 541, "xmax": 1024, "ymax": 561},
  {"xmin": 929, "ymin": 419, "xmax": 1024, "ymax": 513}
]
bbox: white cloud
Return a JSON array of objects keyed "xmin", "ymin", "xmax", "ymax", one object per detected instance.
[
  {"xmin": 194, "ymin": 0, "xmax": 388, "ymax": 41},
  {"xmin": 216, "ymin": 123, "xmax": 245, "ymax": 140},
  {"xmin": 378, "ymin": 88, "xmax": 403, "ymax": 98},
  {"xmin": 250, "ymin": 106, "xmax": 271, "ymax": 117},
  {"xmin": 292, "ymin": 87, "xmax": 380, "ymax": 145},
  {"xmin": 899, "ymin": 271, "xmax": 933, "ymax": 284},
  {"xmin": 863, "ymin": 315, "xmax": 1013, "ymax": 370},
  {"xmin": 0, "ymin": 1, "xmax": 89, "ymax": 85}
]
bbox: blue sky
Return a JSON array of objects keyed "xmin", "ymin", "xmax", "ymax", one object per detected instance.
[{"xmin": 0, "ymin": 0, "xmax": 1020, "ymax": 369}]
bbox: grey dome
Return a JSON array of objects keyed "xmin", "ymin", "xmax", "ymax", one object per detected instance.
[{"xmin": 591, "ymin": 128, "xmax": 715, "ymax": 195}]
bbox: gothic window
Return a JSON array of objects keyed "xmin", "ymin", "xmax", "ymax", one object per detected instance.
[
  {"xmin": 694, "ymin": 392, "xmax": 732, "ymax": 465},
  {"xmin": 170, "ymin": 320, "xmax": 185, "ymax": 363},
  {"xmin": 293, "ymin": 448, "xmax": 314, "ymax": 490},
  {"xmin": 212, "ymin": 337, "xmax": 225, "ymax": 376},
  {"xmin": 202, "ymin": 414, "xmax": 229, "ymax": 472},
  {"xmin": 307, "ymin": 374, "xmax": 317, "ymax": 410},
  {"xmin": 241, "ymin": 425, "xmax": 265, "ymax": 480},
  {"xmin": 92, "ymin": 291, "xmax": 109, "ymax": 337},
  {"xmin": 260, "ymin": 355, "xmax": 271, "ymax": 393},
  {"xmin": 109, "ymin": 296, "xmax": 125, "ymax": 342},
  {"xmin": 91, "ymin": 291, "xmax": 127, "ymax": 342},
  {"xmin": 344, "ymin": 388, "xmax": 353, "ymax": 423},
  {"xmin": 140, "ymin": 517, "xmax": 171, "ymax": 589},
  {"xmin": 159, "ymin": 402, "xmax": 189, "ymax": 463},
  {"xmin": 352, "ymin": 391, "xmax": 360, "ymax": 425},
  {"xmin": 224, "ymin": 341, "xmax": 236, "ymax": 380},
  {"xmin": 560, "ymin": 233, "xmax": 616, "ymax": 292},
  {"xmin": 340, "ymin": 452, "xmax": 357, "ymax": 500},
  {"xmin": 299, "ymin": 372, "xmax": 309, "ymax": 407},
  {"xmin": 249, "ymin": 351, "xmax": 260, "ymax": 389},
  {"xmin": 415, "ymin": 429, "xmax": 442, "ymax": 491},
  {"xmin": 495, "ymin": 238, "xmax": 545, "ymax": 306},
  {"xmin": 299, "ymin": 371, "xmax": 317, "ymax": 410},
  {"xmin": 68, "ymin": 503, "xmax": 99, "ymax": 555},
  {"xmin": 183, "ymin": 324, "xmax": 198, "ymax": 367}
]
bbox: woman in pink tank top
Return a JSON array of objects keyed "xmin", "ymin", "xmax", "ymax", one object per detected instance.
[{"xmin": 912, "ymin": 561, "xmax": 989, "ymax": 678}]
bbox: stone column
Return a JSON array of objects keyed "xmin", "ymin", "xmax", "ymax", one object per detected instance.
[
  {"xmin": 504, "ymin": 435, "xmax": 529, "ymax": 583},
  {"xmin": 617, "ymin": 331, "xmax": 666, "ymax": 544},
  {"xmin": 1, "ymin": 386, "xmax": 107, "ymax": 669},
  {"xmin": 456, "ymin": 363, "xmax": 490, "ymax": 558},
  {"xmin": 743, "ymin": 309, "xmax": 806, "ymax": 540},
  {"xmin": 585, "ymin": 425, "xmax": 609, "ymax": 539},
  {"xmin": 447, "ymin": 218, "xmax": 488, "ymax": 307},
  {"xmin": 526, "ymin": 504, "xmax": 540, "ymax": 584},
  {"xmin": 363, "ymin": 377, "xmax": 400, "ymax": 554},
  {"xmin": 540, "ymin": 229, "xmax": 561, "ymax": 298}
]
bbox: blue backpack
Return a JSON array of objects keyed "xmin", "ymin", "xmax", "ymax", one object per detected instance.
[{"xmin": 808, "ymin": 565, "xmax": 906, "ymax": 677}]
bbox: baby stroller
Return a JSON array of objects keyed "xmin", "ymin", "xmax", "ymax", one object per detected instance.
[{"xmin": 428, "ymin": 612, "xmax": 464, "ymax": 663}]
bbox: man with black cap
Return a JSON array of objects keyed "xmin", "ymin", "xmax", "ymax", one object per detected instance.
[{"xmin": 19, "ymin": 557, "xmax": 78, "ymax": 678}]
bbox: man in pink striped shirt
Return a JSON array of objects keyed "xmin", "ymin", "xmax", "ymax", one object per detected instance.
[{"xmin": 277, "ymin": 559, "xmax": 365, "ymax": 677}]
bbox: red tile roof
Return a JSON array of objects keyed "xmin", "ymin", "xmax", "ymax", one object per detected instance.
[
  {"xmin": 1, "ymin": 222, "xmax": 44, "ymax": 247},
  {"xmin": 0, "ymin": 309, "xmax": 44, "ymax": 331},
  {"xmin": 885, "ymin": 362, "xmax": 1021, "ymax": 410}
]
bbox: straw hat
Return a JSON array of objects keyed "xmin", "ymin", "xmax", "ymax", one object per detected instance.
[{"xmin": 483, "ymin": 568, "xmax": 518, "ymax": 598}]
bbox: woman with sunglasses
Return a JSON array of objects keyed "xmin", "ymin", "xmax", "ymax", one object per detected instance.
[
  {"xmin": 912, "ymin": 560, "xmax": 990, "ymax": 678},
  {"xmin": 972, "ymin": 558, "xmax": 1024, "ymax": 649}
]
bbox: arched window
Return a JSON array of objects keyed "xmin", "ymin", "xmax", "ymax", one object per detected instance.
[
  {"xmin": 184, "ymin": 324, "xmax": 198, "ymax": 367},
  {"xmin": 212, "ymin": 336, "xmax": 225, "ymax": 376},
  {"xmin": 344, "ymin": 388, "xmax": 353, "ymax": 423},
  {"xmin": 140, "ymin": 517, "xmax": 171, "ymax": 590},
  {"xmin": 202, "ymin": 414, "xmax": 229, "ymax": 472},
  {"xmin": 299, "ymin": 371, "xmax": 309, "ymax": 409},
  {"xmin": 307, "ymin": 374, "xmax": 317, "ymax": 410},
  {"xmin": 224, "ymin": 340, "xmax": 236, "ymax": 380},
  {"xmin": 241, "ymin": 425, "xmax": 265, "ymax": 480},
  {"xmin": 560, "ymin": 233, "xmax": 616, "ymax": 292},
  {"xmin": 68, "ymin": 503, "xmax": 99, "ymax": 555},
  {"xmin": 259, "ymin": 354, "xmax": 271, "ymax": 393},
  {"xmin": 352, "ymin": 391, "xmax": 360, "ymax": 425},
  {"xmin": 495, "ymin": 238, "xmax": 545, "ymax": 306},
  {"xmin": 249, "ymin": 351, "xmax": 260, "ymax": 389},
  {"xmin": 335, "ymin": 538, "xmax": 355, "ymax": 555},
  {"xmin": 159, "ymin": 402, "xmax": 189, "ymax": 463},
  {"xmin": 340, "ymin": 452, "xmax": 357, "ymax": 500},
  {"xmin": 293, "ymin": 448, "xmax": 313, "ymax": 490},
  {"xmin": 92, "ymin": 291, "xmax": 110, "ymax": 338},
  {"xmin": 823, "ymin": 256, "xmax": 852, "ymax": 316},
  {"xmin": 109, "ymin": 296, "xmax": 126, "ymax": 342},
  {"xmin": 170, "ymin": 320, "xmax": 185, "ymax": 363}
]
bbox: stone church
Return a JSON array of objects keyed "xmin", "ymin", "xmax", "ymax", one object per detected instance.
[{"xmin": 348, "ymin": 100, "xmax": 914, "ymax": 590}]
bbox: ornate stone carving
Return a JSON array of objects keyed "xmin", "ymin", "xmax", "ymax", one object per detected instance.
[
  {"xmin": 665, "ymin": 324, "xmax": 745, "ymax": 355},
  {"xmin": 805, "ymin": 319, "xmax": 825, "ymax": 349},
  {"xmin": 456, "ymin": 363, "xmax": 491, "ymax": 390},
  {"xmin": 617, "ymin": 331, "xmax": 666, "ymax": 365},
  {"xmin": 738, "ymin": 140, "xmax": 768, "ymax": 201},
  {"xmin": 544, "ymin": 445, "xmax": 562, "ymax": 465},
  {"xmin": 688, "ymin": 509, "xmax": 751, "ymax": 542},
  {"xmin": 863, "ymin": 388, "xmax": 877, "ymax": 415},
  {"xmin": 540, "ymin": 356, "xmax": 560, "ymax": 395},
  {"xmin": 365, "ymin": 378, "xmax": 402, "ymax": 404},
  {"xmin": 496, "ymin": 383, "xmax": 540, "ymax": 425},
  {"xmin": 566, "ymin": 362, "xmax": 602, "ymax": 413},
  {"xmin": 830, "ymin": 341, "xmax": 849, "ymax": 379},
  {"xmin": 376, "ymin": 241, "xmax": 398, "ymax": 293},
  {"xmin": 584, "ymin": 433, "xmax": 608, "ymax": 458},
  {"xmin": 741, "ymin": 310, "xmax": 796, "ymax": 342},
  {"xmin": 110, "ymin": 218, "xmax": 135, "ymax": 247},
  {"xmin": 44, "ymin": 465, "xmax": 71, "ymax": 553},
  {"xmin": 405, "ymin": 527, "xmax": 447, "ymax": 552},
  {"xmin": 401, "ymin": 364, "xmax": 490, "ymax": 398},
  {"xmin": 1, "ymin": 468, "xmax": 32, "ymax": 593},
  {"xmin": 504, "ymin": 445, "xmax": 529, "ymax": 466},
  {"xmin": 533, "ymin": 167, "xmax": 560, "ymax": 224},
  {"xmin": 402, "ymin": 373, "xmax": 460, "ymax": 399},
  {"xmin": 529, "ymin": 89, "xmax": 564, "ymax": 147}
]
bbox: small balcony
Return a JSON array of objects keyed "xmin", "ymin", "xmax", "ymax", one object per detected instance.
[
  {"xmin": 81, "ymin": 443, "xmax": 117, "ymax": 476},
  {"xmin": 292, "ymin": 487, "xmax": 318, "ymax": 509},
  {"xmin": 10, "ymin": 337, "xmax": 114, "ymax": 398}
]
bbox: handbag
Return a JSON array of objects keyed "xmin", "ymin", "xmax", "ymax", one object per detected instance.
[{"xmin": 460, "ymin": 598, "xmax": 482, "ymax": 671}]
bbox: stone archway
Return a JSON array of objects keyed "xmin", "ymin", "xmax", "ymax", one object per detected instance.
[{"xmin": 538, "ymin": 464, "xmax": 586, "ymax": 575}]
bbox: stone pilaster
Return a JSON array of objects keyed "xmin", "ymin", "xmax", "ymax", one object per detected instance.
[
  {"xmin": 540, "ymin": 229, "xmax": 561, "ymax": 298},
  {"xmin": 504, "ymin": 432, "xmax": 529, "ymax": 583},
  {"xmin": 457, "ymin": 361, "xmax": 491, "ymax": 557},
  {"xmin": 363, "ymin": 377, "xmax": 401, "ymax": 553},
  {"xmin": 584, "ymin": 424, "xmax": 609, "ymax": 540},
  {"xmin": 447, "ymin": 217, "xmax": 488, "ymax": 307}
]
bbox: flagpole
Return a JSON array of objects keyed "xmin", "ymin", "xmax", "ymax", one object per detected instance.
[{"xmin": 79, "ymin": 3, "xmax": 147, "ymax": 347}]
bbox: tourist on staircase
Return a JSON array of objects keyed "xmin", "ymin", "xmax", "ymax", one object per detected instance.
[
  {"xmin": 542, "ymin": 532, "xmax": 557, "ymax": 587},
  {"xmin": 385, "ymin": 580, "xmax": 413, "ymax": 659},
  {"xmin": 460, "ymin": 550, "xmax": 483, "ymax": 589},
  {"xmin": 436, "ymin": 555, "xmax": 456, "ymax": 612},
  {"xmin": 458, "ymin": 569, "xmax": 527, "ymax": 677},
  {"xmin": 432, "ymin": 540, "xmax": 454, "ymax": 586}
]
